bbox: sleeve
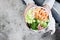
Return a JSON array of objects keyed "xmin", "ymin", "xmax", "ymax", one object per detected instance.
[
  {"xmin": 48, "ymin": 11, "xmax": 55, "ymax": 35},
  {"xmin": 24, "ymin": 0, "xmax": 35, "ymax": 5},
  {"xmin": 43, "ymin": 0, "xmax": 55, "ymax": 9}
]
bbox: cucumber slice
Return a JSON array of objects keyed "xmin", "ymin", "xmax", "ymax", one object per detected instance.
[
  {"xmin": 25, "ymin": 9, "xmax": 34, "ymax": 23},
  {"xmin": 40, "ymin": 21, "xmax": 48, "ymax": 28}
]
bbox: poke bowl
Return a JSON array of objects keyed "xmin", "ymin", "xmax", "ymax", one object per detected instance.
[{"xmin": 24, "ymin": 6, "xmax": 50, "ymax": 32}]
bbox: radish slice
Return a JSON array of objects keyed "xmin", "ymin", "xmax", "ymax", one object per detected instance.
[{"xmin": 38, "ymin": 24, "xmax": 44, "ymax": 30}]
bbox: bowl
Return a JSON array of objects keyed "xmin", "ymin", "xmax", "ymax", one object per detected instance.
[{"xmin": 24, "ymin": 6, "xmax": 50, "ymax": 32}]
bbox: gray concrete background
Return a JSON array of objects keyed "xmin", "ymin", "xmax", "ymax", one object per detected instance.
[{"xmin": 0, "ymin": 0, "xmax": 56, "ymax": 40}]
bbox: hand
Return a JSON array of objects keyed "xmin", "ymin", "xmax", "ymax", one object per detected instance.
[
  {"xmin": 43, "ymin": 4, "xmax": 50, "ymax": 12},
  {"xmin": 24, "ymin": 3, "xmax": 38, "ymax": 16}
]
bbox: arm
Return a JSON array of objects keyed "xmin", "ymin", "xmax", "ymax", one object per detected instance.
[
  {"xmin": 24, "ymin": 0, "xmax": 35, "ymax": 5},
  {"xmin": 43, "ymin": 0, "xmax": 55, "ymax": 9}
]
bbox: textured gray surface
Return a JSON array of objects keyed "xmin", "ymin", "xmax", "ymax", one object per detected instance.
[{"xmin": 0, "ymin": 0, "xmax": 55, "ymax": 40}]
